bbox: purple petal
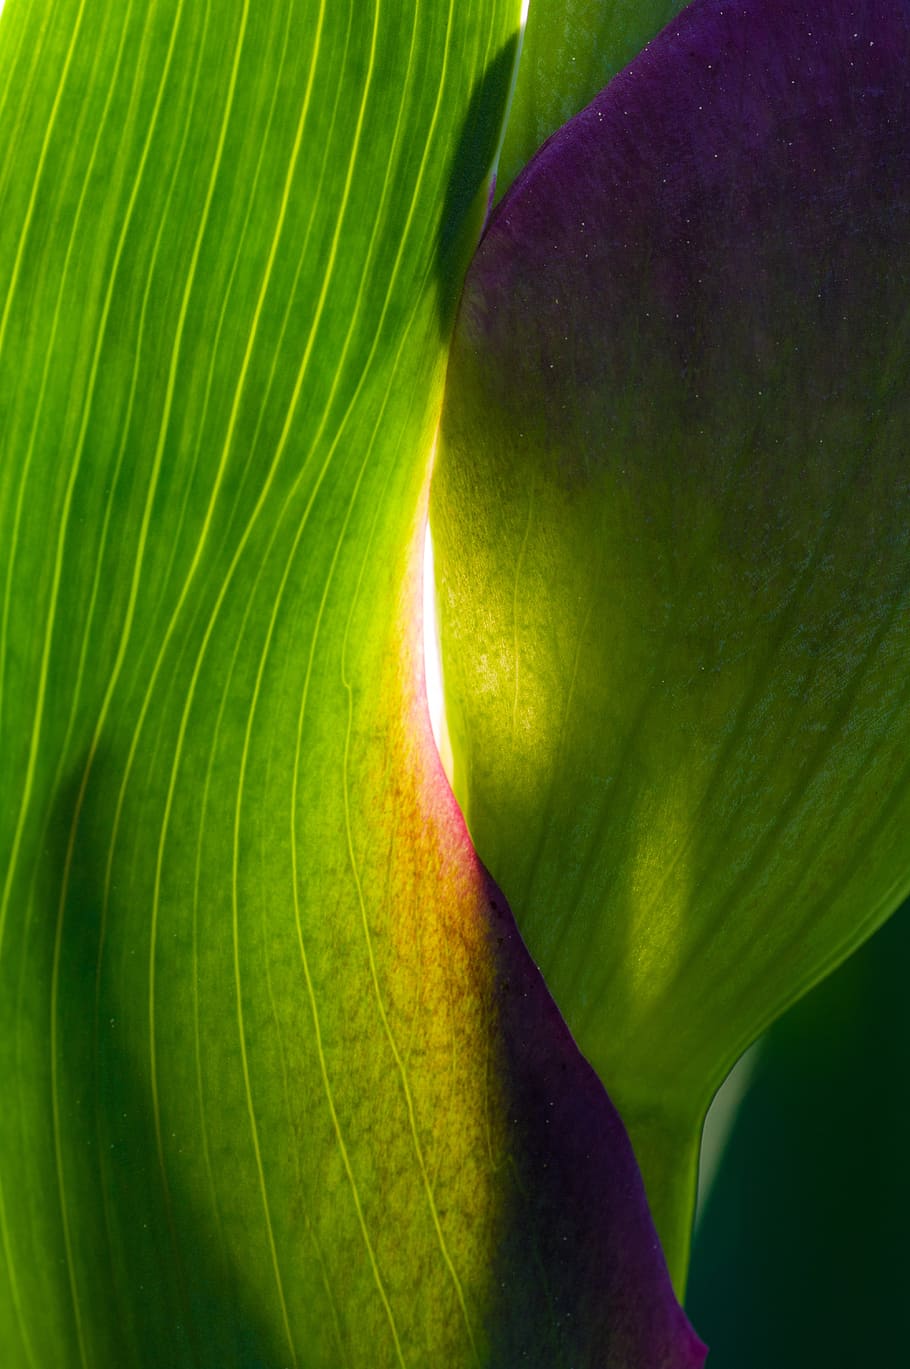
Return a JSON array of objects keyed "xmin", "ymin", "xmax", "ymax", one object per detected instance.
[
  {"xmin": 484, "ymin": 879, "xmax": 707, "ymax": 1365},
  {"xmin": 468, "ymin": 0, "xmax": 910, "ymax": 457},
  {"xmin": 435, "ymin": 0, "xmax": 910, "ymax": 1280}
]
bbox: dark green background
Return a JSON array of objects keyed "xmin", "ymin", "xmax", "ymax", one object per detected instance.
[{"xmin": 689, "ymin": 895, "xmax": 910, "ymax": 1364}]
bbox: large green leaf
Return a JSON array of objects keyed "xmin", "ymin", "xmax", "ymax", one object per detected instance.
[
  {"xmin": 432, "ymin": 0, "xmax": 910, "ymax": 1288},
  {"xmin": 0, "ymin": 1, "xmax": 703, "ymax": 1366}
]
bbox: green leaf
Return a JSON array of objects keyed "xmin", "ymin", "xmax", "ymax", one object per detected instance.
[
  {"xmin": 432, "ymin": 0, "xmax": 910, "ymax": 1289},
  {"xmin": 0, "ymin": 2, "xmax": 703, "ymax": 1366}
]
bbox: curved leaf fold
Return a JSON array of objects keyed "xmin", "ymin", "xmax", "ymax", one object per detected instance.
[{"xmin": 0, "ymin": 1, "xmax": 702, "ymax": 1364}]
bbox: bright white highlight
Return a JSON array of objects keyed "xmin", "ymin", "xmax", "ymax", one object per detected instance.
[{"xmin": 423, "ymin": 521, "xmax": 454, "ymax": 783}]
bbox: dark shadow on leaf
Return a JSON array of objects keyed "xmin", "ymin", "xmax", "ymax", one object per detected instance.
[
  {"xmin": 434, "ymin": 36, "xmax": 518, "ymax": 334},
  {"xmin": 34, "ymin": 759, "xmax": 284, "ymax": 1369}
]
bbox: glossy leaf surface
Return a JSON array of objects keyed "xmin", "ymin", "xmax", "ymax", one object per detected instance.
[
  {"xmin": 433, "ymin": 0, "xmax": 910, "ymax": 1284},
  {"xmin": 0, "ymin": 1, "xmax": 703, "ymax": 1366}
]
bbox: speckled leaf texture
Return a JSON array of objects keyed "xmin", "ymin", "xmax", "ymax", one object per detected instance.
[
  {"xmin": 433, "ymin": 0, "xmax": 910, "ymax": 1287},
  {"xmin": 0, "ymin": 2, "xmax": 704, "ymax": 1367}
]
